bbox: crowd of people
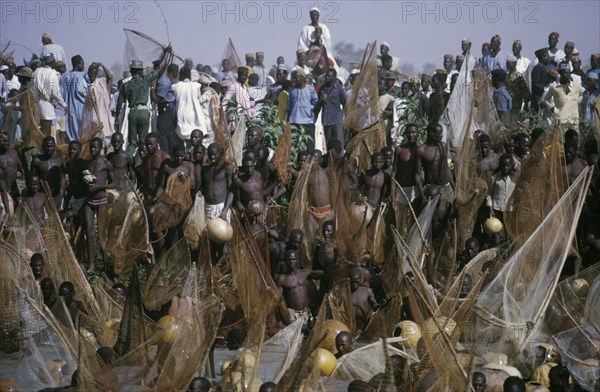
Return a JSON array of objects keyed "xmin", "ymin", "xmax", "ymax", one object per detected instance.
[{"xmin": 1, "ymin": 5, "xmax": 600, "ymax": 392}]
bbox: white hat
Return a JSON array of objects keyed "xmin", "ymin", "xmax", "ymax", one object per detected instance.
[
  {"xmin": 350, "ymin": 68, "xmax": 360, "ymax": 75},
  {"xmin": 309, "ymin": 6, "xmax": 320, "ymax": 13},
  {"xmin": 0, "ymin": 65, "xmax": 8, "ymax": 71},
  {"xmin": 381, "ymin": 41, "xmax": 390, "ymax": 49}
]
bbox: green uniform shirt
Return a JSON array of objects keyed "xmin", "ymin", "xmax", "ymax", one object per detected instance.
[{"xmin": 120, "ymin": 71, "xmax": 159, "ymax": 108}]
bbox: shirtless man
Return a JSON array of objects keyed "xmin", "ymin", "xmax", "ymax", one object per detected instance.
[
  {"xmin": 191, "ymin": 144, "xmax": 205, "ymax": 194},
  {"xmin": 234, "ymin": 156, "xmax": 266, "ymax": 212},
  {"xmin": 187, "ymin": 129, "xmax": 204, "ymax": 160},
  {"xmin": 62, "ymin": 141, "xmax": 87, "ymax": 259},
  {"xmin": 415, "ymin": 123, "xmax": 454, "ymax": 206},
  {"xmin": 55, "ymin": 281, "xmax": 87, "ymax": 325},
  {"xmin": 276, "ymin": 249, "xmax": 323, "ymax": 325},
  {"xmin": 359, "ymin": 152, "xmax": 390, "ymax": 207},
  {"xmin": 0, "ymin": 131, "xmax": 21, "ymax": 220},
  {"xmin": 83, "ymin": 138, "xmax": 116, "ymax": 272},
  {"xmin": 350, "ymin": 267, "xmax": 379, "ymax": 331},
  {"xmin": 155, "ymin": 144, "xmax": 196, "ymax": 201},
  {"xmin": 313, "ymin": 220, "xmax": 339, "ymax": 304},
  {"xmin": 513, "ymin": 132, "xmax": 531, "ymax": 167},
  {"xmin": 394, "ymin": 123, "xmax": 420, "ymax": 206},
  {"xmin": 564, "ymin": 140, "xmax": 587, "ymax": 185},
  {"xmin": 381, "ymin": 146, "xmax": 394, "ymax": 177},
  {"xmin": 477, "ymin": 133, "xmax": 499, "ymax": 184},
  {"xmin": 18, "ymin": 173, "xmax": 47, "ymax": 221},
  {"xmin": 31, "ymin": 136, "xmax": 63, "ymax": 209},
  {"xmin": 106, "ymin": 132, "xmax": 135, "ymax": 193},
  {"xmin": 202, "ymin": 143, "xmax": 235, "ymax": 263},
  {"xmin": 201, "ymin": 143, "xmax": 234, "ymax": 221},
  {"xmin": 335, "ymin": 331, "xmax": 354, "ymax": 358},
  {"xmin": 245, "ymin": 126, "xmax": 264, "ymax": 157},
  {"xmin": 141, "ymin": 133, "xmax": 170, "ymax": 205}
]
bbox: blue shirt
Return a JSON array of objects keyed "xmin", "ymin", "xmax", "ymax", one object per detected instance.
[
  {"xmin": 288, "ymin": 85, "xmax": 317, "ymax": 124},
  {"xmin": 216, "ymin": 70, "xmax": 236, "ymax": 83},
  {"xmin": 315, "ymin": 80, "xmax": 346, "ymax": 126},
  {"xmin": 493, "ymin": 85, "xmax": 512, "ymax": 112},
  {"xmin": 155, "ymin": 74, "xmax": 175, "ymax": 103}
]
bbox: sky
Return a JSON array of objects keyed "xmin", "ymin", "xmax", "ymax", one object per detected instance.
[{"xmin": 1, "ymin": 0, "xmax": 599, "ymax": 76}]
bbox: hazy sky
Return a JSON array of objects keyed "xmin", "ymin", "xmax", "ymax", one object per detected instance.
[{"xmin": 1, "ymin": 0, "xmax": 599, "ymax": 75}]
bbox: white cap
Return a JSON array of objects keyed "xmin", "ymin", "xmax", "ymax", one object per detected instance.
[
  {"xmin": 350, "ymin": 68, "xmax": 360, "ymax": 75},
  {"xmin": 309, "ymin": 6, "xmax": 320, "ymax": 13}
]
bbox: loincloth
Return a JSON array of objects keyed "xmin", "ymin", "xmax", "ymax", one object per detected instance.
[
  {"xmin": 396, "ymin": 185, "xmax": 419, "ymax": 206},
  {"xmin": 85, "ymin": 195, "xmax": 108, "ymax": 210},
  {"xmin": 205, "ymin": 202, "xmax": 231, "ymax": 222},
  {"xmin": 308, "ymin": 204, "xmax": 333, "ymax": 220}
]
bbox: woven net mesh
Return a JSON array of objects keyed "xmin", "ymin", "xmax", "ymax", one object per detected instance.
[{"xmin": 343, "ymin": 42, "xmax": 379, "ymax": 133}]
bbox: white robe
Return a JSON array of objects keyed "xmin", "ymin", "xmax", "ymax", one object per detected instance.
[{"xmin": 173, "ymin": 80, "xmax": 205, "ymax": 141}]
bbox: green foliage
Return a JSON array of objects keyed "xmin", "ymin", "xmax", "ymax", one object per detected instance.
[
  {"xmin": 520, "ymin": 109, "xmax": 547, "ymax": 131},
  {"xmin": 396, "ymin": 96, "xmax": 429, "ymax": 145},
  {"xmin": 246, "ymin": 103, "xmax": 313, "ymax": 163}
]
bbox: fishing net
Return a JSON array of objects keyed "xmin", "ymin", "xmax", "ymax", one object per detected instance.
[
  {"xmin": 105, "ymin": 191, "xmax": 152, "ymax": 277},
  {"xmin": 93, "ymin": 280, "xmax": 123, "ymax": 347},
  {"xmin": 230, "ymin": 213, "xmax": 279, "ymax": 347},
  {"xmin": 9, "ymin": 87, "xmax": 42, "ymax": 149},
  {"xmin": 345, "ymin": 120, "xmax": 387, "ymax": 172},
  {"xmin": 406, "ymin": 276, "xmax": 470, "ymax": 392},
  {"xmin": 113, "ymin": 266, "xmax": 150, "ymax": 360},
  {"xmin": 152, "ymin": 295, "xmax": 222, "ymax": 391},
  {"xmin": 2, "ymin": 203, "xmax": 48, "ymax": 262},
  {"xmin": 227, "ymin": 113, "xmax": 247, "ymax": 167},
  {"xmin": 287, "ymin": 156, "xmax": 315, "ymax": 264},
  {"xmin": 271, "ymin": 123, "xmax": 292, "ymax": 185},
  {"xmin": 327, "ymin": 279, "xmax": 356, "ymax": 334},
  {"xmin": 142, "ymin": 237, "xmax": 191, "ymax": 311},
  {"xmin": 504, "ymin": 126, "xmax": 565, "ymax": 245},
  {"xmin": 183, "ymin": 193, "xmax": 207, "ymax": 251},
  {"xmin": 470, "ymin": 68, "xmax": 506, "ymax": 148},
  {"xmin": 343, "ymin": 42, "xmax": 379, "ymax": 133},
  {"xmin": 222, "ymin": 37, "xmax": 243, "ymax": 72},
  {"xmin": 41, "ymin": 183, "xmax": 102, "ymax": 323},
  {"xmin": 0, "ymin": 241, "xmax": 43, "ymax": 308},
  {"xmin": 364, "ymin": 295, "xmax": 403, "ymax": 340},
  {"xmin": 439, "ymin": 51, "xmax": 473, "ymax": 149},
  {"xmin": 454, "ymin": 98, "xmax": 488, "ymax": 250},
  {"xmin": 585, "ymin": 274, "xmax": 600, "ymax": 331},
  {"xmin": 333, "ymin": 340, "xmax": 414, "ymax": 382},
  {"xmin": 259, "ymin": 316, "xmax": 306, "ymax": 383},
  {"xmin": 151, "ymin": 172, "xmax": 193, "ymax": 234},
  {"xmin": 0, "ymin": 253, "xmax": 76, "ymax": 391},
  {"xmin": 274, "ymin": 300, "xmax": 328, "ymax": 391},
  {"xmin": 543, "ymin": 263, "xmax": 600, "ymax": 337},
  {"xmin": 552, "ymin": 324, "xmax": 600, "ymax": 391},
  {"xmin": 124, "ymin": 28, "xmax": 176, "ymax": 69},
  {"xmin": 474, "ymin": 166, "xmax": 593, "ymax": 363}
]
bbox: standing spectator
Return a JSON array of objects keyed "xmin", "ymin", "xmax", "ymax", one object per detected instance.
[
  {"xmin": 287, "ymin": 70, "xmax": 317, "ymax": 152},
  {"xmin": 155, "ymin": 63, "xmax": 179, "ymax": 153},
  {"xmin": 172, "ymin": 67, "xmax": 206, "ymax": 146},
  {"xmin": 492, "ymin": 69, "xmax": 512, "ymax": 125},
  {"xmin": 40, "ymin": 32, "xmax": 67, "ymax": 63},
  {"xmin": 216, "ymin": 59, "xmax": 236, "ymax": 83},
  {"xmin": 543, "ymin": 62, "xmax": 585, "ymax": 130},
  {"xmin": 315, "ymin": 69, "xmax": 346, "ymax": 148},
  {"xmin": 506, "ymin": 55, "xmax": 530, "ymax": 122},
  {"xmin": 531, "ymin": 49, "xmax": 551, "ymax": 113},
  {"xmin": 62, "ymin": 55, "xmax": 89, "ymax": 141},
  {"xmin": 252, "ymin": 51, "xmax": 268, "ymax": 87},
  {"xmin": 34, "ymin": 54, "xmax": 68, "ymax": 137}
]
